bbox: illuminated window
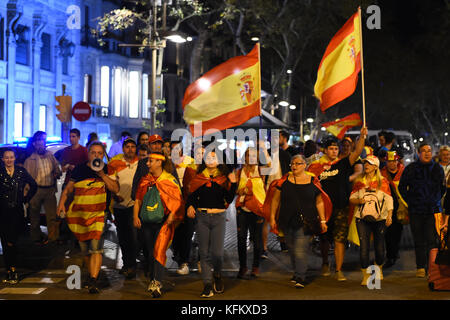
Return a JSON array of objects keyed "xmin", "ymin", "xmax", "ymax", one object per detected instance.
[
  {"xmin": 100, "ymin": 66, "xmax": 110, "ymax": 107},
  {"xmin": 128, "ymin": 71, "xmax": 139, "ymax": 118},
  {"xmin": 39, "ymin": 105, "xmax": 46, "ymax": 132},
  {"xmin": 14, "ymin": 102, "xmax": 23, "ymax": 138},
  {"xmin": 142, "ymin": 73, "xmax": 149, "ymax": 119},
  {"xmin": 83, "ymin": 74, "xmax": 92, "ymax": 103},
  {"xmin": 114, "ymin": 68, "xmax": 122, "ymax": 117}
]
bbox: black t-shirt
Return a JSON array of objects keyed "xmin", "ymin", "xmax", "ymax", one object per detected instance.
[
  {"xmin": 71, "ymin": 162, "xmax": 108, "ymax": 183},
  {"xmin": 277, "ymin": 177, "xmax": 321, "ymax": 233},
  {"xmin": 318, "ymin": 157, "xmax": 353, "ymax": 210}
]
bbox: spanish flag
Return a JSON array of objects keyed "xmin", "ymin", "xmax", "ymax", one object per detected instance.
[
  {"xmin": 321, "ymin": 113, "xmax": 362, "ymax": 139},
  {"xmin": 182, "ymin": 44, "xmax": 261, "ymax": 136},
  {"xmin": 314, "ymin": 10, "xmax": 362, "ymax": 112}
]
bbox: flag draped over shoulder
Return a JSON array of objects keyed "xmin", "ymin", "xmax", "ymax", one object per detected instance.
[
  {"xmin": 314, "ymin": 11, "xmax": 361, "ymax": 112},
  {"xmin": 321, "ymin": 113, "xmax": 362, "ymax": 139},
  {"xmin": 182, "ymin": 44, "xmax": 261, "ymax": 137},
  {"xmin": 235, "ymin": 167, "xmax": 266, "ymax": 217},
  {"xmin": 136, "ymin": 170, "xmax": 184, "ymax": 266}
]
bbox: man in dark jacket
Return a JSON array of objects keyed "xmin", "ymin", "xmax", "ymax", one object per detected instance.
[{"xmin": 398, "ymin": 143, "xmax": 445, "ymax": 278}]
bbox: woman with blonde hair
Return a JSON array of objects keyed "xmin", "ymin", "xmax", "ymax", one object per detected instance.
[{"xmin": 349, "ymin": 155, "xmax": 393, "ymax": 286}]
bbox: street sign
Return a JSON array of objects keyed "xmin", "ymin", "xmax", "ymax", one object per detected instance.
[{"xmin": 72, "ymin": 101, "xmax": 91, "ymax": 121}]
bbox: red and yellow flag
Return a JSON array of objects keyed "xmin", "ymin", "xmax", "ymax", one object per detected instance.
[
  {"xmin": 321, "ymin": 113, "xmax": 362, "ymax": 139},
  {"xmin": 314, "ymin": 10, "xmax": 362, "ymax": 112},
  {"xmin": 182, "ymin": 44, "xmax": 261, "ymax": 137}
]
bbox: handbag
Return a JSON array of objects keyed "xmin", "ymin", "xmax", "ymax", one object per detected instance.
[
  {"xmin": 139, "ymin": 185, "xmax": 165, "ymax": 224},
  {"xmin": 435, "ymin": 230, "xmax": 450, "ymax": 265}
]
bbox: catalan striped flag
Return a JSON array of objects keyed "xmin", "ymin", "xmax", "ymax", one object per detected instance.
[
  {"xmin": 66, "ymin": 179, "xmax": 107, "ymax": 241},
  {"xmin": 321, "ymin": 113, "xmax": 362, "ymax": 139},
  {"xmin": 182, "ymin": 44, "xmax": 261, "ymax": 136},
  {"xmin": 314, "ymin": 10, "xmax": 362, "ymax": 112}
]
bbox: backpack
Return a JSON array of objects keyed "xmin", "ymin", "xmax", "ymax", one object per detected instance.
[
  {"xmin": 139, "ymin": 185, "xmax": 165, "ymax": 224},
  {"xmin": 359, "ymin": 191, "xmax": 384, "ymax": 222}
]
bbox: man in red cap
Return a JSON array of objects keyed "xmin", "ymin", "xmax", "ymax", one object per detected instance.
[
  {"xmin": 381, "ymin": 151, "xmax": 407, "ymax": 268},
  {"xmin": 148, "ymin": 134, "xmax": 164, "ymax": 152}
]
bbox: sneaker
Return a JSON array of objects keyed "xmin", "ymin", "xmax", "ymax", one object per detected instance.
[
  {"xmin": 321, "ymin": 264, "xmax": 331, "ymax": 277},
  {"xmin": 213, "ymin": 273, "xmax": 224, "ymax": 294},
  {"xmin": 200, "ymin": 284, "xmax": 214, "ymax": 298},
  {"xmin": 147, "ymin": 280, "xmax": 157, "ymax": 294},
  {"xmin": 290, "ymin": 275, "xmax": 298, "ymax": 283},
  {"xmin": 237, "ymin": 267, "xmax": 248, "ymax": 279},
  {"xmin": 2, "ymin": 271, "xmax": 12, "ymax": 284},
  {"xmin": 280, "ymin": 242, "xmax": 288, "ymax": 253},
  {"xmin": 416, "ymin": 268, "xmax": 426, "ymax": 278},
  {"xmin": 295, "ymin": 278, "xmax": 305, "ymax": 289},
  {"xmin": 335, "ymin": 270, "xmax": 347, "ymax": 281},
  {"xmin": 88, "ymin": 278, "xmax": 100, "ymax": 294},
  {"xmin": 177, "ymin": 263, "xmax": 190, "ymax": 276},
  {"xmin": 118, "ymin": 266, "xmax": 128, "ymax": 275},
  {"xmin": 261, "ymin": 250, "xmax": 268, "ymax": 259},
  {"xmin": 151, "ymin": 280, "xmax": 162, "ymax": 298}
]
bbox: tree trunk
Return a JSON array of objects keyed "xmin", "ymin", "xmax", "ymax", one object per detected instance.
[{"xmin": 189, "ymin": 30, "xmax": 209, "ymax": 83}]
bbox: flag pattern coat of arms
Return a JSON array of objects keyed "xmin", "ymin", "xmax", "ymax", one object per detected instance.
[
  {"xmin": 182, "ymin": 44, "xmax": 261, "ymax": 136},
  {"xmin": 314, "ymin": 11, "xmax": 362, "ymax": 112}
]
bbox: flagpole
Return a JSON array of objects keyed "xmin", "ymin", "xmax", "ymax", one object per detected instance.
[{"xmin": 358, "ymin": 6, "xmax": 367, "ymax": 128}]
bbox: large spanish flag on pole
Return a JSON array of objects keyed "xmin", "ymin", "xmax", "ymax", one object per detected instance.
[
  {"xmin": 321, "ymin": 113, "xmax": 363, "ymax": 139},
  {"xmin": 314, "ymin": 9, "xmax": 362, "ymax": 113},
  {"xmin": 182, "ymin": 44, "xmax": 261, "ymax": 137}
]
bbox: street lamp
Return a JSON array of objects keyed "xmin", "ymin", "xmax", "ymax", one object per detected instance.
[
  {"xmin": 306, "ymin": 118, "xmax": 314, "ymax": 123},
  {"xmin": 289, "ymin": 105, "xmax": 296, "ymax": 110},
  {"xmin": 278, "ymin": 100, "xmax": 289, "ymax": 107}
]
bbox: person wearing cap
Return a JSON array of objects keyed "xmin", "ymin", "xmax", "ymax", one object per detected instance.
[
  {"xmin": 381, "ymin": 151, "xmax": 408, "ymax": 268},
  {"xmin": 133, "ymin": 152, "xmax": 184, "ymax": 298},
  {"xmin": 307, "ymin": 126, "xmax": 368, "ymax": 281},
  {"xmin": 398, "ymin": 142, "xmax": 445, "ymax": 278},
  {"xmin": 349, "ymin": 155, "xmax": 393, "ymax": 286},
  {"xmin": 57, "ymin": 141, "xmax": 119, "ymax": 294},
  {"xmin": 107, "ymin": 138, "xmax": 139, "ymax": 279}
]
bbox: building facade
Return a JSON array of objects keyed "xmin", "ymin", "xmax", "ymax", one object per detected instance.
[{"xmin": 0, "ymin": 0, "xmax": 190, "ymax": 149}]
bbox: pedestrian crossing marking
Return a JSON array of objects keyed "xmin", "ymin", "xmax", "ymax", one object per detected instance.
[
  {"xmin": 0, "ymin": 287, "xmax": 47, "ymax": 295},
  {"xmin": 20, "ymin": 277, "xmax": 65, "ymax": 284}
]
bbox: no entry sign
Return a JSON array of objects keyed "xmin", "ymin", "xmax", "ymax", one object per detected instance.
[{"xmin": 72, "ymin": 101, "xmax": 92, "ymax": 121}]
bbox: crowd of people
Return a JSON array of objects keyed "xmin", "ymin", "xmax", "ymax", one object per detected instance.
[{"xmin": 0, "ymin": 127, "xmax": 449, "ymax": 298}]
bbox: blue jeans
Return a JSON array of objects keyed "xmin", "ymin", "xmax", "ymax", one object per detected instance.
[
  {"xmin": 195, "ymin": 210, "xmax": 226, "ymax": 285},
  {"xmin": 356, "ymin": 218, "xmax": 386, "ymax": 269},
  {"xmin": 284, "ymin": 227, "xmax": 310, "ymax": 280}
]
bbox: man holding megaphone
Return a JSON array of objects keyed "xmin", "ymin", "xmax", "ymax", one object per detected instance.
[{"xmin": 57, "ymin": 141, "xmax": 119, "ymax": 294}]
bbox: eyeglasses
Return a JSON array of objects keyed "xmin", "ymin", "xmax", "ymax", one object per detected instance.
[{"xmin": 290, "ymin": 162, "xmax": 306, "ymax": 166}]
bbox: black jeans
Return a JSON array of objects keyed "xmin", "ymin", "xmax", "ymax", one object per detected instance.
[
  {"xmin": 114, "ymin": 207, "xmax": 137, "ymax": 269},
  {"xmin": 142, "ymin": 222, "xmax": 165, "ymax": 281},
  {"xmin": 0, "ymin": 206, "xmax": 24, "ymax": 270},
  {"xmin": 385, "ymin": 215, "xmax": 403, "ymax": 261},
  {"xmin": 356, "ymin": 218, "xmax": 387, "ymax": 269},
  {"xmin": 409, "ymin": 213, "xmax": 439, "ymax": 269},
  {"xmin": 172, "ymin": 215, "xmax": 195, "ymax": 265},
  {"xmin": 236, "ymin": 208, "xmax": 264, "ymax": 270}
]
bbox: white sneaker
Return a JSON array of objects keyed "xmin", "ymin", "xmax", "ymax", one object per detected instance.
[{"xmin": 177, "ymin": 263, "xmax": 190, "ymax": 275}]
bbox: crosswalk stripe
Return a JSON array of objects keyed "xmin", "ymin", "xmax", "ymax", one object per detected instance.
[
  {"xmin": 20, "ymin": 277, "xmax": 65, "ymax": 284},
  {"xmin": 0, "ymin": 288, "xmax": 47, "ymax": 295}
]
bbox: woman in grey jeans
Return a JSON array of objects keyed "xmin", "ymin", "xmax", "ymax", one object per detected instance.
[{"xmin": 187, "ymin": 150, "xmax": 237, "ymax": 298}]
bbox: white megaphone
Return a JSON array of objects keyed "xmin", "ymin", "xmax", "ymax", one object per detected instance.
[{"xmin": 90, "ymin": 158, "xmax": 105, "ymax": 172}]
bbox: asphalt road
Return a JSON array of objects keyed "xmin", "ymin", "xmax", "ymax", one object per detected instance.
[{"xmin": 0, "ymin": 206, "xmax": 449, "ymax": 304}]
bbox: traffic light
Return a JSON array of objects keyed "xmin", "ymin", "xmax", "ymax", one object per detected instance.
[{"xmin": 55, "ymin": 95, "xmax": 72, "ymax": 122}]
